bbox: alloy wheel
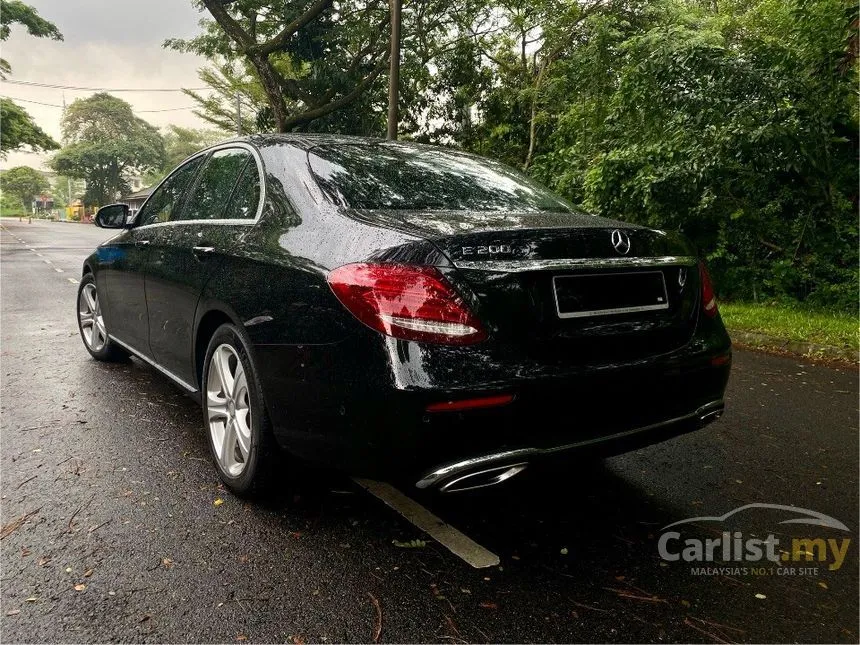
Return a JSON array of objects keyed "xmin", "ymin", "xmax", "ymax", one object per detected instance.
[
  {"xmin": 206, "ymin": 344, "xmax": 252, "ymax": 476},
  {"xmin": 78, "ymin": 283, "xmax": 106, "ymax": 352}
]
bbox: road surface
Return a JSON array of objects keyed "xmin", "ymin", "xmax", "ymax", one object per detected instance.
[{"xmin": 1, "ymin": 220, "xmax": 857, "ymax": 643}]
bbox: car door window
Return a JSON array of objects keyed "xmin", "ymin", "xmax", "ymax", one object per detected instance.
[
  {"xmin": 224, "ymin": 158, "xmax": 261, "ymax": 220},
  {"xmin": 137, "ymin": 157, "xmax": 204, "ymax": 227},
  {"xmin": 181, "ymin": 148, "xmax": 252, "ymax": 221}
]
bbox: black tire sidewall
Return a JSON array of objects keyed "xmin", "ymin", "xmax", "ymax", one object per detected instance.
[{"xmin": 202, "ymin": 323, "xmax": 272, "ymax": 495}]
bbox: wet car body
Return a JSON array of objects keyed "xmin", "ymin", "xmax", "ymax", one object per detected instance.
[{"xmin": 84, "ymin": 134, "xmax": 731, "ymax": 492}]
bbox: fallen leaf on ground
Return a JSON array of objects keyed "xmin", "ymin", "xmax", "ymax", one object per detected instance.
[
  {"xmin": 480, "ymin": 602, "xmax": 498, "ymax": 610},
  {"xmin": 214, "ymin": 498, "xmax": 224, "ymax": 507},
  {"xmin": 25, "ymin": 597, "xmax": 37, "ymax": 603},
  {"xmin": 162, "ymin": 558, "xmax": 174, "ymax": 569},
  {"xmin": 74, "ymin": 584, "xmax": 86, "ymax": 592},
  {"xmin": 6, "ymin": 609, "xmax": 20, "ymax": 616},
  {"xmin": 818, "ymin": 582, "xmax": 828, "ymax": 590},
  {"xmin": 754, "ymin": 593, "xmax": 766, "ymax": 599},
  {"xmin": 37, "ymin": 557, "xmax": 51, "ymax": 566},
  {"xmin": 84, "ymin": 569, "xmax": 93, "ymax": 577},
  {"xmin": 392, "ymin": 539, "xmax": 426, "ymax": 548}
]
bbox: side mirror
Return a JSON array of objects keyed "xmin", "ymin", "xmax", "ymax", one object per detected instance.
[{"xmin": 94, "ymin": 203, "xmax": 130, "ymax": 229}]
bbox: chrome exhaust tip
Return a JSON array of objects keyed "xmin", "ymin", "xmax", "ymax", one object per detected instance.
[
  {"xmin": 699, "ymin": 407, "xmax": 724, "ymax": 424},
  {"xmin": 436, "ymin": 463, "xmax": 528, "ymax": 493}
]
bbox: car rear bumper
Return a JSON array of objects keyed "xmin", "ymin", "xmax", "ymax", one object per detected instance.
[
  {"xmin": 254, "ymin": 328, "xmax": 731, "ymax": 483},
  {"xmin": 416, "ymin": 399, "xmax": 724, "ymax": 492}
]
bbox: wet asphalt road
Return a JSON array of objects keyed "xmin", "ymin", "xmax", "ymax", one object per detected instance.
[{"xmin": 1, "ymin": 220, "xmax": 857, "ymax": 644}]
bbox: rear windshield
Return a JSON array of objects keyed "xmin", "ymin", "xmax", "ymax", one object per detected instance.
[{"xmin": 307, "ymin": 143, "xmax": 572, "ymax": 212}]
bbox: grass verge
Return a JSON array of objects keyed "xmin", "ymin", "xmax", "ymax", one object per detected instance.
[{"xmin": 720, "ymin": 302, "xmax": 858, "ymax": 351}]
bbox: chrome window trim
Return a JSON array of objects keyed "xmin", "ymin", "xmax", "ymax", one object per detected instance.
[
  {"xmin": 552, "ymin": 270, "xmax": 670, "ymax": 319},
  {"xmin": 134, "ymin": 141, "xmax": 266, "ymax": 230},
  {"xmin": 108, "ymin": 334, "xmax": 197, "ymax": 393},
  {"xmin": 453, "ymin": 255, "xmax": 697, "ymax": 272}
]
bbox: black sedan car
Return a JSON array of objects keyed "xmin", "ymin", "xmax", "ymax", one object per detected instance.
[{"xmin": 78, "ymin": 134, "xmax": 731, "ymax": 496}]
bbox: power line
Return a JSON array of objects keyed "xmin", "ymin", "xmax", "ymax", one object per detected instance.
[
  {"xmin": 3, "ymin": 79, "xmax": 209, "ymax": 92},
  {"xmin": 1, "ymin": 94, "xmax": 198, "ymax": 113}
]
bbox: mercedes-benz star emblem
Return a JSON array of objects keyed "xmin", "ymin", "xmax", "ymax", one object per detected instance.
[{"xmin": 610, "ymin": 229, "xmax": 631, "ymax": 255}]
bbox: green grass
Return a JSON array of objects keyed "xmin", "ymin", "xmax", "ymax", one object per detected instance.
[{"xmin": 720, "ymin": 302, "xmax": 859, "ymax": 350}]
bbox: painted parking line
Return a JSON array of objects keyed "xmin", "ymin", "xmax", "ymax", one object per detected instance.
[{"xmin": 353, "ymin": 478, "xmax": 500, "ymax": 569}]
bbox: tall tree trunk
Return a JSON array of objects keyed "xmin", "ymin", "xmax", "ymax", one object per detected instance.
[{"xmin": 387, "ymin": 0, "xmax": 402, "ymax": 140}]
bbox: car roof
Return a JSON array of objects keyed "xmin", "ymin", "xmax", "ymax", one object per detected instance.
[{"xmin": 212, "ymin": 133, "xmax": 453, "ymax": 154}]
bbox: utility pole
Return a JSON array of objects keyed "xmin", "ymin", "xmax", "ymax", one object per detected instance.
[
  {"xmin": 236, "ymin": 91, "xmax": 242, "ymax": 136},
  {"xmin": 386, "ymin": 0, "xmax": 401, "ymax": 140}
]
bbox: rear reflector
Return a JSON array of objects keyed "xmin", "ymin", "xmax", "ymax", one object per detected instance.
[
  {"xmin": 327, "ymin": 263, "xmax": 487, "ymax": 345},
  {"xmin": 698, "ymin": 261, "xmax": 719, "ymax": 318},
  {"xmin": 710, "ymin": 353, "xmax": 731, "ymax": 366},
  {"xmin": 426, "ymin": 394, "xmax": 515, "ymax": 412}
]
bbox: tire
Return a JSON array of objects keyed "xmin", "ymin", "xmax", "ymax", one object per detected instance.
[
  {"xmin": 201, "ymin": 323, "xmax": 278, "ymax": 497},
  {"xmin": 76, "ymin": 273, "xmax": 128, "ymax": 362}
]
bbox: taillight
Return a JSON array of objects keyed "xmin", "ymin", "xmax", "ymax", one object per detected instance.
[
  {"xmin": 327, "ymin": 263, "xmax": 487, "ymax": 345},
  {"xmin": 699, "ymin": 260, "xmax": 718, "ymax": 317}
]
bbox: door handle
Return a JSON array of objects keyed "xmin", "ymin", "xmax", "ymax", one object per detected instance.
[
  {"xmin": 135, "ymin": 239, "xmax": 150, "ymax": 247},
  {"xmin": 192, "ymin": 245, "xmax": 216, "ymax": 259}
]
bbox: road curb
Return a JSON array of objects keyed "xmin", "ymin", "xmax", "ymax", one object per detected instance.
[{"xmin": 729, "ymin": 329, "xmax": 858, "ymax": 364}]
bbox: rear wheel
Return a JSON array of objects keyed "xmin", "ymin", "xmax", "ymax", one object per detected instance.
[
  {"xmin": 76, "ymin": 274, "xmax": 128, "ymax": 362},
  {"xmin": 202, "ymin": 323, "xmax": 278, "ymax": 497}
]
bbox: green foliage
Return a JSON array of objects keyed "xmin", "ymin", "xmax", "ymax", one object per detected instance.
[
  {"xmin": 0, "ymin": 0, "xmax": 63, "ymax": 76},
  {"xmin": 0, "ymin": 165, "xmax": 49, "ymax": 211},
  {"xmin": 444, "ymin": 0, "xmax": 858, "ymax": 311},
  {"xmin": 720, "ymin": 301, "xmax": 859, "ymax": 350},
  {"xmin": 0, "ymin": 98, "xmax": 60, "ymax": 156},
  {"xmin": 49, "ymin": 94, "xmax": 166, "ymax": 206}
]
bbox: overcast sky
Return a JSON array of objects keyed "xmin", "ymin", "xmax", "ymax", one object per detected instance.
[{"xmin": 1, "ymin": 0, "xmax": 214, "ymax": 171}]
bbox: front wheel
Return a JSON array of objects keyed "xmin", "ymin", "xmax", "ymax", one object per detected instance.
[
  {"xmin": 202, "ymin": 323, "xmax": 278, "ymax": 497},
  {"xmin": 76, "ymin": 274, "xmax": 128, "ymax": 362}
]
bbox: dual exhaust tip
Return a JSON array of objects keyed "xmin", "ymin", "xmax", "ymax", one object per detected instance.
[{"xmin": 435, "ymin": 462, "xmax": 529, "ymax": 494}]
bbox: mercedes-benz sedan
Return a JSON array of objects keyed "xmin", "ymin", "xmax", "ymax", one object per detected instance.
[{"xmin": 78, "ymin": 135, "xmax": 731, "ymax": 496}]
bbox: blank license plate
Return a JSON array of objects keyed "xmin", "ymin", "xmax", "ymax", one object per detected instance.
[{"xmin": 553, "ymin": 271, "xmax": 669, "ymax": 319}]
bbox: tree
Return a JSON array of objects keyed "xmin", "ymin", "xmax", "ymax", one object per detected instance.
[
  {"xmin": 0, "ymin": 98, "xmax": 59, "ymax": 157},
  {"xmin": 0, "ymin": 166, "xmax": 49, "ymax": 211},
  {"xmin": 0, "ymin": 1, "xmax": 63, "ymax": 155},
  {"xmin": 50, "ymin": 94, "xmax": 166, "ymax": 206},
  {"xmin": 0, "ymin": 0, "xmax": 63, "ymax": 76},
  {"xmin": 167, "ymin": 0, "xmax": 395, "ymax": 132}
]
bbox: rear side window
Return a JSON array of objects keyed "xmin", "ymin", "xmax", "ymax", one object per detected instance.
[
  {"xmin": 224, "ymin": 158, "xmax": 261, "ymax": 220},
  {"xmin": 181, "ymin": 148, "xmax": 253, "ymax": 221},
  {"xmin": 137, "ymin": 157, "xmax": 204, "ymax": 226}
]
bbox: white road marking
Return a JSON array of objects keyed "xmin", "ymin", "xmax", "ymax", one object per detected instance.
[
  {"xmin": 353, "ymin": 478, "xmax": 501, "ymax": 569},
  {"xmin": 54, "ymin": 268, "xmax": 64, "ymax": 273},
  {"xmin": 67, "ymin": 278, "xmax": 79, "ymax": 284}
]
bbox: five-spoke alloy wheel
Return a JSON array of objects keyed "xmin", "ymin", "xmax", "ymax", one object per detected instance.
[
  {"xmin": 206, "ymin": 344, "xmax": 253, "ymax": 477},
  {"xmin": 202, "ymin": 323, "xmax": 276, "ymax": 496},
  {"xmin": 76, "ymin": 273, "xmax": 127, "ymax": 361}
]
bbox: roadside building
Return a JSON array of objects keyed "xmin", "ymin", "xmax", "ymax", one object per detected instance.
[{"xmin": 120, "ymin": 187, "xmax": 153, "ymax": 218}]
